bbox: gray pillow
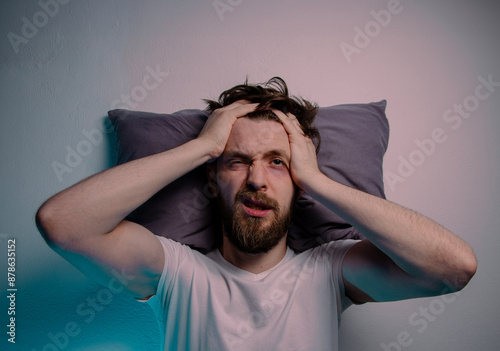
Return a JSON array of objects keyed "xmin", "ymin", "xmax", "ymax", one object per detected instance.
[{"xmin": 108, "ymin": 100, "xmax": 389, "ymax": 253}]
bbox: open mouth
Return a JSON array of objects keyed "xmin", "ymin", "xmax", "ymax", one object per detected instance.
[{"xmin": 241, "ymin": 196, "xmax": 273, "ymax": 217}]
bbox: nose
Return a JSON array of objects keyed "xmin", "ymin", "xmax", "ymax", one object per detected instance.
[{"xmin": 246, "ymin": 162, "xmax": 267, "ymax": 191}]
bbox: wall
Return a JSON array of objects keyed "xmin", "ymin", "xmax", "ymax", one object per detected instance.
[{"xmin": 1, "ymin": 0, "xmax": 499, "ymax": 350}]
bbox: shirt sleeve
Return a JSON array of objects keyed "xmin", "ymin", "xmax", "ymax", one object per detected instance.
[
  {"xmin": 324, "ymin": 239, "xmax": 361, "ymax": 313},
  {"xmin": 136, "ymin": 236, "xmax": 192, "ymax": 322}
]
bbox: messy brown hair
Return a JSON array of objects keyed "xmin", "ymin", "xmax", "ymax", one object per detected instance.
[{"xmin": 204, "ymin": 77, "xmax": 321, "ymax": 151}]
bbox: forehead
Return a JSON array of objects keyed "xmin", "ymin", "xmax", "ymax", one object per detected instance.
[{"xmin": 224, "ymin": 118, "xmax": 290, "ymax": 157}]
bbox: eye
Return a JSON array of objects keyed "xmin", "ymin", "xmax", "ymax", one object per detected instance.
[
  {"xmin": 227, "ymin": 159, "xmax": 248, "ymax": 170},
  {"xmin": 271, "ymin": 159, "xmax": 286, "ymax": 167}
]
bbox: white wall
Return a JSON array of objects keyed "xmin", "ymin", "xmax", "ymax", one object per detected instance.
[{"xmin": 1, "ymin": 0, "xmax": 499, "ymax": 350}]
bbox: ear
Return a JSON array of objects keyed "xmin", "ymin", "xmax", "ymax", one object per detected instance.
[{"xmin": 206, "ymin": 163, "xmax": 219, "ymax": 197}]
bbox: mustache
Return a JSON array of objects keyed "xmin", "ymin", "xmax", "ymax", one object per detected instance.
[{"xmin": 235, "ymin": 188, "xmax": 279, "ymax": 210}]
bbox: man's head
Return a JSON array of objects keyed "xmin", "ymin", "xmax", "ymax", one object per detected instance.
[
  {"xmin": 205, "ymin": 77, "xmax": 320, "ymax": 145},
  {"xmin": 205, "ymin": 77, "xmax": 319, "ymax": 254}
]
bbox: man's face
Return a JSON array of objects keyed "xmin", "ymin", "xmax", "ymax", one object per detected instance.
[{"xmin": 215, "ymin": 117, "xmax": 297, "ymax": 254}]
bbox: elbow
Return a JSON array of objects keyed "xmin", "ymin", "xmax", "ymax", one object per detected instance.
[
  {"xmin": 461, "ymin": 252, "xmax": 478, "ymax": 288},
  {"xmin": 446, "ymin": 251, "xmax": 478, "ymax": 293},
  {"xmin": 35, "ymin": 202, "xmax": 69, "ymax": 249},
  {"xmin": 35, "ymin": 202, "xmax": 56, "ymax": 243}
]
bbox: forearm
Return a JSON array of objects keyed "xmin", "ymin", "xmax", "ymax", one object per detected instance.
[
  {"xmin": 304, "ymin": 172, "xmax": 477, "ymax": 288},
  {"xmin": 37, "ymin": 138, "xmax": 211, "ymax": 245}
]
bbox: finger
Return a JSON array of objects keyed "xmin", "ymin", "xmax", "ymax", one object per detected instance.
[
  {"xmin": 230, "ymin": 102, "xmax": 259, "ymax": 118},
  {"xmin": 218, "ymin": 99, "xmax": 252, "ymax": 111},
  {"xmin": 214, "ymin": 102, "xmax": 259, "ymax": 117},
  {"xmin": 233, "ymin": 99, "xmax": 251, "ymax": 105},
  {"xmin": 287, "ymin": 113, "xmax": 305, "ymax": 134},
  {"xmin": 272, "ymin": 109, "xmax": 305, "ymax": 135},
  {"xmin": 271, "ymin": 108, "xmax": 292, "ymax": 127}
]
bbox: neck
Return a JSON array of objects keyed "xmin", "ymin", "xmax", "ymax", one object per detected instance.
[{"xmin": 219, "ymin": 236, "xmax": 288, "ymax": 274}]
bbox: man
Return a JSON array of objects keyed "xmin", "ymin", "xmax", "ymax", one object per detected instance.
[{"xmin": 36, "ymin": 77, "xmax": 477, "ymax": 350}]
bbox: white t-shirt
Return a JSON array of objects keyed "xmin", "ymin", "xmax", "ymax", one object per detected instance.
[{"xmin": 144, "ymin": 236, "xmax": 358, "ymax": 351}]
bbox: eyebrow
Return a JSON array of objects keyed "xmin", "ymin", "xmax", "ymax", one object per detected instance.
[{"xmin": 223, "ymin": 149, "xmax": 290, "ymax": 163}]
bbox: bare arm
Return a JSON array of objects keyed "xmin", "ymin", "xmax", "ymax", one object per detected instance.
[
  {"xmin": 273, "ymin": 109, "xmax": 477, "ymax": 303},
  {"xmin": 36, "ymin": 102, "xmax": 258, "ymax": 298},
  {"xmin": 308, "ymin": 176, "xmax": 477, "ymax": 302}
]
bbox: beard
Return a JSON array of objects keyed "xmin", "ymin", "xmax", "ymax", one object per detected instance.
[{"xmin": 218, "ymin": 187, "xmax": 294, "ymax": 255}]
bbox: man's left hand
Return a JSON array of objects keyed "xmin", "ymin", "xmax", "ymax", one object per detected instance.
[{"xmin": 272, "ymin": 109, "xmax": 321, "ymax": 191}]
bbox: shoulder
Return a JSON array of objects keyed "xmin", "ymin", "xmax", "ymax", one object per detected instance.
[
  {"xmin": 293, "ymin": 240, "xmax": 361, "ymax": 285},
  {"xmin": 278, "ymin": 240, "xmax": 360, "ymax": 281},
  {"xmin": 305, "ymin": 239, "xmax": 360, "ymax": 262},
  {"xmin": 155, "ymin": 236, "xmax": 221, "ymax": 277},
  {"xmin": 155, "ymin": 236, "xmax": 210, "ymax": 263}
]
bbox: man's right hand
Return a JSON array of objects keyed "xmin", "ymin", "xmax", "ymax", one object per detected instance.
[
  {"xmin": 197, "ymin": 101, "xmax": 259, "ymax": 161},
  {"xmin": 35, "ymin": 101, "xmax": 257, "ymax": 299}
]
